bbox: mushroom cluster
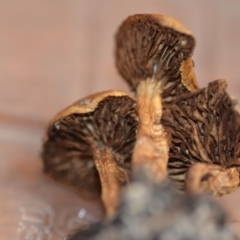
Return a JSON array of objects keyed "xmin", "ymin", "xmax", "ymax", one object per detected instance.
[
  {"xmin": 41, "ymin": 13, "xmax": 240, "ymax": 219},
  {"xmin": 114, "ymin": 14, "xmax": 240, "ymax": 196}
]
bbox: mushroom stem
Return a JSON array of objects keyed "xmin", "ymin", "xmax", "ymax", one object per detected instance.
[
  {"xmin": 93, "ymin": 148, "xmax": 128, "ymax": 218},
  {"xmin": 185, "ymin": 163, "xmax": 240, "ymax": 196},
  {"xmin": 132, "ymin": 79, "xmax": 169, "ymax": 183}
]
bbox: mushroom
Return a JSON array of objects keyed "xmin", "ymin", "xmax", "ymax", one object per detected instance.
[
  {"xmin": 161, "ymin": 79, "xmax": 240, "ymax": 196},
  {"xmin": 115, "ymin": 14, "xmax": 199, "ymax": 182},
  {"xmin": 42, "ymin": 90, "xmax": 138, "ymax": 217}
]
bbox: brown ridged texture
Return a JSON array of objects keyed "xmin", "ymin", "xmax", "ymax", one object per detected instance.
[
  {"xmin": 42, "ymin": 95, "xmax": 138, "ymax": 217},
  {"xmin": 115, "ymin": 14, "xmax": 199, "ymax": 105},
  {"xmin": 161, "ymin": 79, "xmax": 240, "ymax": 195}
]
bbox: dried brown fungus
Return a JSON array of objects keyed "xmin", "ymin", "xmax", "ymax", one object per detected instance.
[
  {"xmin": 115, "ymin": 14, "xmax": 199, "ymax": 105},
  {"xmin": 161, "ymin": 79, "xmax": 240, "ymax": 196},
  {"xmin": 41, "ymin": 14, "xmax": 240, "ymax": 226},
  {"xmin": 115, "ymin": 14, "xmax": 199, "ymax": 182},
  {"xmin": 42, "ymin": 90, "xmax": 138, "ymax": 217}
]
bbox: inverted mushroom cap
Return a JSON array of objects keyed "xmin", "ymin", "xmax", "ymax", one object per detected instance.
[
  {"xmin": 161, "ymin": 79, "xmax": 240, "ymax": 190},
  {"xmin": 42, "ymin": 90, "xmax": 138, "ymax": 198},
  {"xmin": 115, "ymin": 14, "xmax": 199, "ymax": 104}
]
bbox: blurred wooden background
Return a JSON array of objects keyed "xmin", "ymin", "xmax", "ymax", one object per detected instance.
[{"xmin": 1, "ymin": 0, "xmax": 240, "ymax": 239}]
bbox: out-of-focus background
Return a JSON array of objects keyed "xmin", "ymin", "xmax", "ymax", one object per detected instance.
[{"xmin": 1, "ymin": 1, "xmax": 240, "ymax": 239}]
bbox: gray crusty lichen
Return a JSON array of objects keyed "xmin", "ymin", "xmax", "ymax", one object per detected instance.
[{"xmin": 68, "ymin": 172, "xmax": 237, "ymax": 240}]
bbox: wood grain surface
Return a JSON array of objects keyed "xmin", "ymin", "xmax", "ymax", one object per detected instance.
[{"xmin": 1, "ymin": 0, "xmax": 240, "ymax": 239}]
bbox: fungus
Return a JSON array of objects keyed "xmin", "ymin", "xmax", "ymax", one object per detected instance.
[
  {"xmin": 161, "ymin": 79, "xmax": 240, "ymax": 195},
  {"xmin": 115, "ymin": 14, "xmax": 199, "ymax": 181},
  {"xmin": 42, "ymin": 90, "xmax": 138, "ymax": 217}
]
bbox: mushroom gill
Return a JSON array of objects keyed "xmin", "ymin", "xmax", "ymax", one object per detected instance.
[{"xmin": 161, "ymin": 79, "xmax": 240, "ymax": 195}]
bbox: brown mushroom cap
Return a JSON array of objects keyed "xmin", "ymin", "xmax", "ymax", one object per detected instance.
[
  {"xmin": 42, "ymin": 90, "xmax": 138, "ymax": 198},
  {"xmin": 161, "ymin": 79, "xmax": 240, "ymax": 190},
  {"xmin": 115, "ymin": 14, "xmax": 199, "ymax": 104}
]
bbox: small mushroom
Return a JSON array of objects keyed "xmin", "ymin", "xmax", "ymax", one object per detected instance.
[
  {"xmin": 115, "ymin": 14, "xmax": 199, "ymax": 182},
  {"xmin": 42, "ymin": 90, "xmax": 138, "ymax": 217},
  {"xmin": 161, "ymin": 79, "xmax": 240, "ymax": 196}
]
